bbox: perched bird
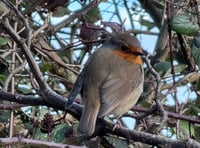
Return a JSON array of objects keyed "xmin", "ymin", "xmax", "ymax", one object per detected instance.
[{"xmin": 67, "ymin": 33, "xmax": 144, "ymax": 136}]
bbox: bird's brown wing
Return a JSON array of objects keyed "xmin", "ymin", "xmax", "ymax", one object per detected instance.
[
  {"xmin": 98, "ymin": 75, "xmax": 136, "ymax": 118},
  {"xmin": 65, "ymin": 68, "xmax": 85, "ymax": 109}
]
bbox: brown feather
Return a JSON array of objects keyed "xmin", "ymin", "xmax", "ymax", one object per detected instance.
[{"xmin": 76, "ymin": 34, "xmax": 144, "ymax": 136}]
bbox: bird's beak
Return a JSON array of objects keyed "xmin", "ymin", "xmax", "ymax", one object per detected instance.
[{"xmin": 132, "ymin": 51, "xmax": 144, "ymax": 56}]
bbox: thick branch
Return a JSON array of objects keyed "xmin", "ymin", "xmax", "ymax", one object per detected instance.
[
  {"xmin": 96, "ymin": 118, "xmax": 200, "ymax": 147},
  {"xmin": 1, "ymin": 91, "xmax": 200, "ymax": 147},
  {"xmin": 0, "ymin": 91, "xmax": 45, "ymax": 106}
]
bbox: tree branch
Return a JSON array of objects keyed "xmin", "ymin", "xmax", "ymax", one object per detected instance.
[
  {"xmin": 96, "ymin": 118, "xmax": 200, "ymax": 147},
  {"xmin": 0, "ymin": 1, "xmax": 68, "ymax": 108},
  {"xmin": 1, "ymin": 91, "xmax": 200, "ymax": 147},
  {"xmin": 0, "ymin": 137, "xmax": 86, "ymax": 148},
  {"xmin": 131, "ymin": 106, "xmax": 200, "ymax": 124}
]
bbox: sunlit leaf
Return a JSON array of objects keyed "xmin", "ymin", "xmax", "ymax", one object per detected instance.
[
  {"xmin": 17, "ymin": 84, "xmax": 32, "ymax": 94},
  {"xmin": 170, "ymin": 14, "xmax": 199, "ymax": 35},
  {"xmin": 180, "ymin": 121, "xmax": 194, "ymax": 138},
  {"xmin": 194, "ymin": 125, "xmax": 200, "ymax": 142}
]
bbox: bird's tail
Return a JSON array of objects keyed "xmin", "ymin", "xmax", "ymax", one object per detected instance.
[{"xmin": 77, "ymin": 105, "xmax": 100, "ymax": 136}]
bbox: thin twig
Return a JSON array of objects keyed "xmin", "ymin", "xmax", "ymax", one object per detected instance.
[
  {"xmin": 31, "ymin": 13, "xmax": 50, "ymax": 39},
  {"xmin": 123, "ymin": 0, "xmax": 134, "ymax": 29},
  {"xmin": 3, "ymin": 62, "xmax": 27, "ymax": 91},
  {"xmin": 142, "ymin": 55, "xmax": 168, "ymax": 133},
  {"xmin": 131, "ymin": 106, "xmax": 200, "ymax": 124},
  {"xmin": 52, "ymin": 0, "xmax": 105, "ymax": 32},
  {"xmin": 167, "ymin": 0, "xmax": 180, "ymax": 138}
]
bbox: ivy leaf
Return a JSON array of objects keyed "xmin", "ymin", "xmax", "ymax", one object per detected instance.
[{"xmin": 170, "ymin": 14, "xmax": 199, "ymax": 35}]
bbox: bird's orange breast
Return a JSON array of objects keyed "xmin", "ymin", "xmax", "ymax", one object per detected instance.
[{"xmin": 113, "ymin": 50, "xmax": 143, "ymax": 65}]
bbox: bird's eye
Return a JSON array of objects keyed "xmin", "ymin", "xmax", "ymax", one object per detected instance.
[{"xmin": 121, "ymin": 45, "xmax": 129, "ymax": 52}]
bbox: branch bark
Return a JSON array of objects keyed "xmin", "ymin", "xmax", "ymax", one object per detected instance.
[
  {"xmin": 0, "ymin": 137, "xmax": 86, "ymax": 148},
  {"xmin": 1, "ymin": 91, "xmax": 200, "ymax": 147}
]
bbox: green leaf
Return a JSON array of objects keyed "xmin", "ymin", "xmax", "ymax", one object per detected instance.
[
  {"xmin": 164, "ymin": 64, "xmax": 186, "ymax": 77},
  {"xmin": 39, "ymin": 63, "xmax": 53, "ymax": 73},
  {"xmin": 52, "ymin": 6, "xmax": 70, "ymax": 17},
  {"xmin": 52, "ymin": 124, "xmax": 68, "ymax": 143},
  {"xmin": 170, "ymin": 14, "xmax": 199, "ymax": 35},
  {"xmin": 192, "ymin": 35, "xmax": 200, "ymax": 68},
  {"xmin": 34, "ymin": 128, "xmax": 48, "ymax": 140},
  {"xmin": 0, "ymin": 110, "xmax": 11, "ymax": 122},
  {"xmin": 154, "ymin": 61, "xmax": 186, "ymax": 77},
  {"xmin": 180, "ymin": 121, "xmax": 194, "ymax": 138},
  {"xmin": 194, "ymin": 125, "xmax": 200, "ymax": 142},
  {"xmin": 85, "ymin": 7, "xmax": 102, "ymax": 23},
  {"xmin": 154, "ymin": 61, "xmax": 171, "ymax": 77},
  {"xmin": 0, "ymin": 36, "xmax": 9, "ymax": 46},
  {"xmin": 0, "ymin": 74, "xmax": 6, "ymax": 84}
]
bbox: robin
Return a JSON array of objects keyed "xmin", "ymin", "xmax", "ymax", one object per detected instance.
[{"xmin": 67, "ymin": 33, "xmax": 144, "ymax": 136}]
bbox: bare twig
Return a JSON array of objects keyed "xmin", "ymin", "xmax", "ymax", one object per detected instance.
[
  {"xmin": 3, "ymin": 62, "xmax": 26, "ymax": 91},
  {"xmin": 31, "ymin": 13, "xmax": 50, "ymax": 39},
  {"xmin": 0, "ymin": 2, "xmax": 68, "ymax": 108},
  {"xmin": 131, "ymin": 106, "xmax": 200, "ymax": 124},
  {"xmin": 2, "ymin": 18, "xmax": 47, "ymax": 90},
  {"xmin": 161, "ymin": 72, "xmax": 200, "ymax": 90},
  {"xmin": 112, "ymin": 0, "xmax": 123, "ymax": 24},
  {"xmin": 52, "ymin": 0, "xmax": 105, "ymax": 32},
  {"xmin": 142, "ymin": 55, "xmax": 168, "ymax": 133},
  {"xmin": 123, "ymin": 0, "xmax": 134, "ymax": 29},
  {"xmin": 167, "ymin": 0, "xmax": 180, "ymax": 138}
]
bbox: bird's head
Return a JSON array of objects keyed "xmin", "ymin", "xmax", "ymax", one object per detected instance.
[{"xmin": 107, "ymin": 34, "xmax": 143, "ymax": 65}]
